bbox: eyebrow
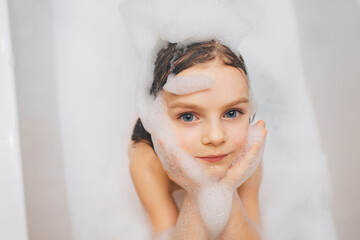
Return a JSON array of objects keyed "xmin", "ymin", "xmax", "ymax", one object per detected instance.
[{"xmin": 169, "ymin": 97, "xmax": 249, "ymax": 111}]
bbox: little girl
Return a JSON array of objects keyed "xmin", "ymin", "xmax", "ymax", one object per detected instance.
[{"xmin": 128, "ymin": 40, "xmax": 267, "ymax": 239}]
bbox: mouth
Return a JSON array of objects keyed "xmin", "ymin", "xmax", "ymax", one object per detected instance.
[{"xmin": 197, "ymin": 154, "xmax": 229, "ymax": 163}]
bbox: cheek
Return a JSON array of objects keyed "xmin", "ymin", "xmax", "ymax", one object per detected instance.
[
  {"xmin": 227, "ymin": 122, "xmax": 249, "ymax": 152},
  {"xmin": 171, "ymin": 123, "xmax": 199, "ymax": 154}
]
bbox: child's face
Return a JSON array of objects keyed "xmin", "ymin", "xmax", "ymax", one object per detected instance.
[{"xmin": 163, "ymin": 60, "xmax": 250, "ymax": 177}]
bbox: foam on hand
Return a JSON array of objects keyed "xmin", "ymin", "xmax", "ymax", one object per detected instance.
[{"xmin": 225, "ymin": 124, "xmax": 265, "ymax": 190}]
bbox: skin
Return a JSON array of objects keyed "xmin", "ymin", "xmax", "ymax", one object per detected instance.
[
  {"xmin": 129, "ymin": 59, "xmax": 265, "ymax": 238},
  {"xmin": 164, "ymin": 60, "xmax": 250, "ymax": 179}
]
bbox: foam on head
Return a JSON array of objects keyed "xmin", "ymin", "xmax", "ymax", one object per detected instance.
[
  {"xmin": 119, "ymin": 0, "xmax": 255, "ymax": 127},
  {"xmin": 119, "ymin": 0, "xmax": 252, "ymax": 122},
  {"xmin": 119, "ymin": 0, "xmax": 251, "ymax": 59}
]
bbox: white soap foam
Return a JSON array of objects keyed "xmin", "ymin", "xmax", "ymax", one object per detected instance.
[
  {"xmin": 145, "ymin": 93, "xmax": 207, "ymax": 188},
  {"xmin": 163, "ymin": 75, "xmax": 213, "ymax": 95},
  {"xmin": 140, "ymin": 88, "xmax": 267, "ymax": 237},
  {"xmin": 197, "ymin": 183, "xmax": 233, "ymax": 238},
  {"xmin": 131, "ymin": 53, "xmax": 264, "ymax": 238},
  {"xmin": 119, "ymin": 0, "xmax": 265, "ymax": 237},
  {"xmin": 119, "ymin": 0, "xmax": 251, "ymax": 58},
  {"xmin": 119, "ymin": 0, "xmax": 254, "ymax": 127},
  {"xmin": 249, "ymin": 88, "xmax": 258, "ymax": 116}
]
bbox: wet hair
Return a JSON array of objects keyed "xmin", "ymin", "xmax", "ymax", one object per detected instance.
[{"xmin": 131, "ymin": 40, "xmax": 253, "ymax": 148}]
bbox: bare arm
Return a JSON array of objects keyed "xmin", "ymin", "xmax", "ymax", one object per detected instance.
[
  {"xmin": 219, "ymin": 193, "xmax": 263, "ymax": 240},
  {"xmin": 159, "ymin": 162, "xmax": 264, "ymax": 240},
  {"xmin": 163, "ymin": 193, "xmax": 209, "ymax": 240},
  {"xmin": 129, "ymin": 142, "xmax": 179, "ymax": 236},
  {"xmin": 129, "ymin": 142, "xmax": 264, "ymax": 239},
  {"xmin": 157, "ymin": 190, "xmax": 262, "ymax": 240},
  {"xmin": 237, "ymin": 160, "xmax": 263, "ymax": 226}
]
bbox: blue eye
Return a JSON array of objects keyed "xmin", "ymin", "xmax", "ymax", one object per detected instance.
[
  {"xmin": 180, "ymin": 113, "xmax": 196, "ymax": 122},
  {"xmin": 224, "ymin": 110, "xmax": 241, "ymax": 118}
]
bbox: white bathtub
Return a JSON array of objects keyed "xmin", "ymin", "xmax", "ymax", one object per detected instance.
[
  {"xmin": 0, "ymin": 1, "xmax": 27, "ymax": 239},
  {"xmin": 2, "ymin": 0, "xmax": 359, "ymax": 239}
]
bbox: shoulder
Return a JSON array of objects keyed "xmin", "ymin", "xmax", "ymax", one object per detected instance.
[
  {"xmin": 128, "ymin": 141, "xmax": 168, "ymax": 182},
  {"xmin": 128, "ymin": 141, "xmax": 174, "ymax": 198}
]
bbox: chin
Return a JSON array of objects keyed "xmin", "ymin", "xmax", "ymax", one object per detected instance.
[{"xmin": 201, "ymin": 160, "xmax": 232, "ymax": 180}]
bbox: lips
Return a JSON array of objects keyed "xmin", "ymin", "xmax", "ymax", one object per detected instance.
[{"xmin": 197, "ymin": 154, "xmax": 228, "ymax": 163}]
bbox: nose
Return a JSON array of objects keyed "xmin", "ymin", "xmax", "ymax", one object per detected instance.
[{"xmin": 201, "ymin": 120, "xmax": 227, "ymax": 146}]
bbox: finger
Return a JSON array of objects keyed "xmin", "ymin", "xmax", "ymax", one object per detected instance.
[
  {"xmin": 222, "ymin": 142, "xmax": 263, "ymax": 187},
  {"xmin": 263, "ymin": 128, "xmax": 268, "ymax": 136},
  {"xmin": 256, "ymin": 120, "xmax": 266, "ymax": 128}
]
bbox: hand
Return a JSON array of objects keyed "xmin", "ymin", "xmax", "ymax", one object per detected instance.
[{"xmin": 220, "ymin": 120, "xmax": 268, "ymax": 191}]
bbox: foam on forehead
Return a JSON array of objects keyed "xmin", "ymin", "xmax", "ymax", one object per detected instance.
[{"xmin": 163, "ymin": 75, "xmax": 213, "ymax": 95}]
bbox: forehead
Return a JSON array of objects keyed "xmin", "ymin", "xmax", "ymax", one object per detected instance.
[
  {"xmin": 164, "ymin": 62, "xmax": 249, "ymax": 108},
  {"xmin": 177, "ymin": 60, "xmax": 247, "ymax": 86}
]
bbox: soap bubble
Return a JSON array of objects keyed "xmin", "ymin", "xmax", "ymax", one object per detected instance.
[{"xmin": 163, "ymin": 75, "xmax": 213, "ymax": 95}]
